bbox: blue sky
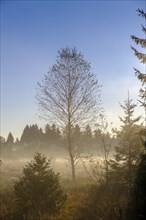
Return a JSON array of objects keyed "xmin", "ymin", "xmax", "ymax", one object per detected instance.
[{"xmin": 1, "ymin": 0, "xmax": 145, "ymax": 139}]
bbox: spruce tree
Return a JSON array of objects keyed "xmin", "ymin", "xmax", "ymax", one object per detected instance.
[
  {"xmin": 125, "ymin": 9, "xmax": 146, "ymax": 219},
  {"xmin": 20, "ymin": 125, "xmax": 30, "ymax": 143},
  {"xmin": 6, "ymin": 132, "xmax": 14, "ymax": 145},
  {"xmin": 14, "ymin": 153, "xmax": 66, "ymax": 219},
  {"xmin": 131, "ymin": 8, "xmax": 146, "ymax": 125},
  {"xmin": 110, "ymin": 94, "xmax": 141, "ymax": 189}
]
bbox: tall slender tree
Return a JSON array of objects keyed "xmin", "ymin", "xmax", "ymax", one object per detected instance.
[
  {"xmin": 36, "ymin": 47, "xmax": 101, "ymax": 181},
  {"xmin": 125, "ymin": 10, "xmax": 146, "ymax": 218},
  {"xmin": 96, "ymin": 113, "xmax": 113, "ymax": 183},
  {"xmin": 131, "ymin": 8, "xmax": 146, "ymax": 126},
  {"xmin": 6, "ymin": 132, "xmax": 14, "ymax": 145},
  {"xmin": 110, "ymin": 93, "xmax": 141, "ymax": 190},
  {"xmin": 119, "ymin": 91, "xmax": 141, "ymax": 129},
  {"xmin": 20, "ymin": 124, "xmax": 43, "ymax": 144}
]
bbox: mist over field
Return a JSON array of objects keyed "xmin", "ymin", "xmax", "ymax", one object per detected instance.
[
  {"xmin": 1, "ymin": 124, "xmax": 117, "ymax": 182},
  {"xmin": 1, "ymin": 1, "xmax": 146, "ymax": 219}
]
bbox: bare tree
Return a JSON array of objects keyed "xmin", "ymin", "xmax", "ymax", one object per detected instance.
[
  {"xmin": 36, "ymin": 47, "xmax": 101, "ymax": 181},
  {"xmin": 95, "ymin": 113, "xmax": 113, "ymax": 183}
]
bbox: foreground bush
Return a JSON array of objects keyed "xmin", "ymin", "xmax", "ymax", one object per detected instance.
[{"xmin": 14, "ymin": 153, "xmax": 66, "ymax": 219}]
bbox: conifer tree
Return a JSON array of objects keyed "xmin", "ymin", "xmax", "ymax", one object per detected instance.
[
  {"xmin": 110, "ymin": 94, "xmax": 141, "ymax": 189},
  {"xmin": 84, "ymin": 124, "xmax": 92, "ymax": 140},
  {"xmin": 20, "ymin": 124, "xmax": 43, "ymax": 144},
  {"xmin": 14, "ymin": 153, "xmax": 66, "ymax": 219},
  {"xmin": 20, "ymin": 125, "xmax": 30, "ymax": 143},
  {"xmin": 131, "ymin": 9, "xmax": 146, "ymax": 125},
  {"xmin": 125, "ymin": 10, "xmax": 146, "ymax": 218},
  {"xmin": 6, "ymin": 132, "xmax": 14, "ymax": 145},
  {"xmin": 119, "ymin": 92, "xmax": 141, "ymax": 128}
]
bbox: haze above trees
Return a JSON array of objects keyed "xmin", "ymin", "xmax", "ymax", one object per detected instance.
[{"xmin": 0, "ymin": 8, "xmax": 146, "ymax": 220}]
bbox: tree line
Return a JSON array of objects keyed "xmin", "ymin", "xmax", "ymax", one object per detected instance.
[
  {"xmin": 1, "ymin": 122, "xmax": 114, "ymax": 159},
  {"xmin": 0, "ymin": 8, "xmax": 146, "ymax": 220}
]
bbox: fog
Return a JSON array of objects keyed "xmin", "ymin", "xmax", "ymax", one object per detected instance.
[{"xmin": 1, "ymin": 142, "xmax": 116, "ymax": 183}]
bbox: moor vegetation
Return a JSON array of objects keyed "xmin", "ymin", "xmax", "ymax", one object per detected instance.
[{"xmin": 0, "ymin": 8, "xmax": 146, "ymax": 220}]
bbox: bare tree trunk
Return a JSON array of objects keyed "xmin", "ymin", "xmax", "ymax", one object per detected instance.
[
  {"xmin": 102, "ymin": 133, "xmax": 110, "ymax": 184},
  {"xmin": 68, "ymin": 139, "xmax": 76, "ymax": 182},
  {"xmin": 70, "ymin": 151, "xmax": 76, "ymax": 182},
  {"xmin": 36, "ymin": 47, "xmax": 101, "ymax": 182},
  {"xmin": 105, "ymin": 159, "xmax": 109, "ymax": 184},
  {"xmin": 68, "ymin": 120, "xmax": 76, "ymax": 182}
]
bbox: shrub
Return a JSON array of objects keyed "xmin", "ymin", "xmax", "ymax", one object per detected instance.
[{"xmin": 14, "ymin": 152, "xmax": 66, "ymax": 219}]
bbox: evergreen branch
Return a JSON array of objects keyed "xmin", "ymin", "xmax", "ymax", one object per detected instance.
[
  {"xmin": 136, "ymin": 8, "xmax": 146, "ymax": 19},
  {"xmin": 134, "ymin": 68, "xmax": 146, "ymax": 84},
  {"xmin": 141, "ymin": 25, "xmax": 146, "ymax": 33},
  {"xmin": 131, "ymin": 35, "xmax": 146, "ymax": 48},
  {"xmin": 131, "ymin": 47, "xmax": 146, "ymax": 63},
  {"xmin": 138, "ymin": 99, "xmax": 146, "ymax": 108}
]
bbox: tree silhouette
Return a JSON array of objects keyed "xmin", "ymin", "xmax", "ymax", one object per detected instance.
[
  {"xmin": 110, "ymin": 94, "xmax": 141, "ymax": 190},
  {"xmin": 14, "ymin": 153, "xmax": 66, "ymax": 219},
  {"xmin": 131, "ymin": 8, "xmax": 146, "ymax": 125},
  {"xmin": 20, "ymin": 124, "xmax": 43, "ymax": 144},
  {"xmin": 36, "ymin": 47, "xmax": 101, "ymax": 181},
  {"xmin": 6, "ymin": 132, "xmax": 14, "ymax": 145}
]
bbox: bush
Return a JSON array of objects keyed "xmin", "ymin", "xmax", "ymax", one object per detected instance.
[
  {"xmin": 126, "ymin": 153, "xmax": 146, "ymax": 219},
  {"xmin": 58, "ymin": 183, "xmax": 128, "ymax": 220},
  {"xmin": 14, "ymin": 152, "xmax": 66, "ymax": 219}
]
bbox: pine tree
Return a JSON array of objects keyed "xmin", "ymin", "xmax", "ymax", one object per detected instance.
[
  {"xmin": 131, "ymin": 8, "xmax": 146, "ymax": 125},
  {"xmin": 44, "ymin": 123, "xmax": 61, "ymax": 144},
  {"xmin": 126, "ymin": 151, "xmax": 146, "ymax": 220},
  {"xmin": 83, "ymin": 124, "xmax": 92, "ymax": 140},
  {"xmin": 110, "ymin": 94, "xmax": 141, "ymax": 189},
  {"xmin": 0, "ymin": 136, "xmax": 5, "ymax": 143},
  {"xmin": 134, "ymin": 153, "xmax": 146, "ymax": 218},
  {"xmin": 6, "ymin": 132, "xmax": 14, "ymax": 145},
  {"xmin": 119, "ymin": 92, "xmax": 141, "ymax": 128},
  {"xmin": 125, "ymin": 10, "xmax": 146, "ymax": 218},
  {"xmin": 14, "ymin": 153, "xmax": 66, "ymax": 219},
  {"xmin": 20, "ymin": 125, "xmax": 30, "ymax": 143},
  {"xmin": 20, "ymin": 124, "xmax": 43, "ymax": 144}
]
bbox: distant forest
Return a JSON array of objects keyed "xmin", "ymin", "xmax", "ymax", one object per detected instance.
[
  {"xmin": 1, "ymin": 122, "xmax": 116, "ymax": 159},
  {"xmin": 1, "ymin": 8, "xmax": 146, "ymax": 220}
]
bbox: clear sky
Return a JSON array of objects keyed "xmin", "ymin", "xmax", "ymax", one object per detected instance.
[{"xmin": 1, "ymin": 0, "xmax": 145, "ymax": 139}]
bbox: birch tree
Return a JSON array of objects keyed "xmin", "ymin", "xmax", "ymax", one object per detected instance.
[{"xmin": 36, "ymin": 47, "xmax": 101, "ymax": 181}]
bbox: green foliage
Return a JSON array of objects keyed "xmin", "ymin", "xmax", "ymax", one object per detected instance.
[
  {"xmin": 0, "ymin": 174, "xmax": 138, "ymax": 220},
  {"xmin": 134, "ymin": 153, "xmax": 146, "ymax": 216},
  {"xmin": 14, "ymin": 153, "xmax": 66, "ymax": 219},
  {"xmin": 44, "ymin": 123, "xmax": 61, "ymax": 143},
  {"xmin": 0, "ymin": 136, "xmax": 5, "ymax": 144},
  {"xmin": 131, "ymin": 8, "xmax": 146, "ymax": 113},
  {"xmin": 6, "ymin": 132, "xmax": 14, "ymax": 145},
  {"xmin": 126, "ymin": 152, "xmax": 146, "ymax": 219},
  {"xmin": 0, "ymin": 187, "xmax": 17, "ymax": 220},
  {"xmin": 119, "ymin": 95, "xmax": 141, "ymax": 128},
  {"xmin": 20, "ymin": 124, "xmax": 44, "ymax": 144},
  {"xmin": 57, "ymin": 183, "xmax": 128, "ymax": 220},
  {"xmin": 110, "ymin": 95, "xmax": 141, "ymax": 190}
]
